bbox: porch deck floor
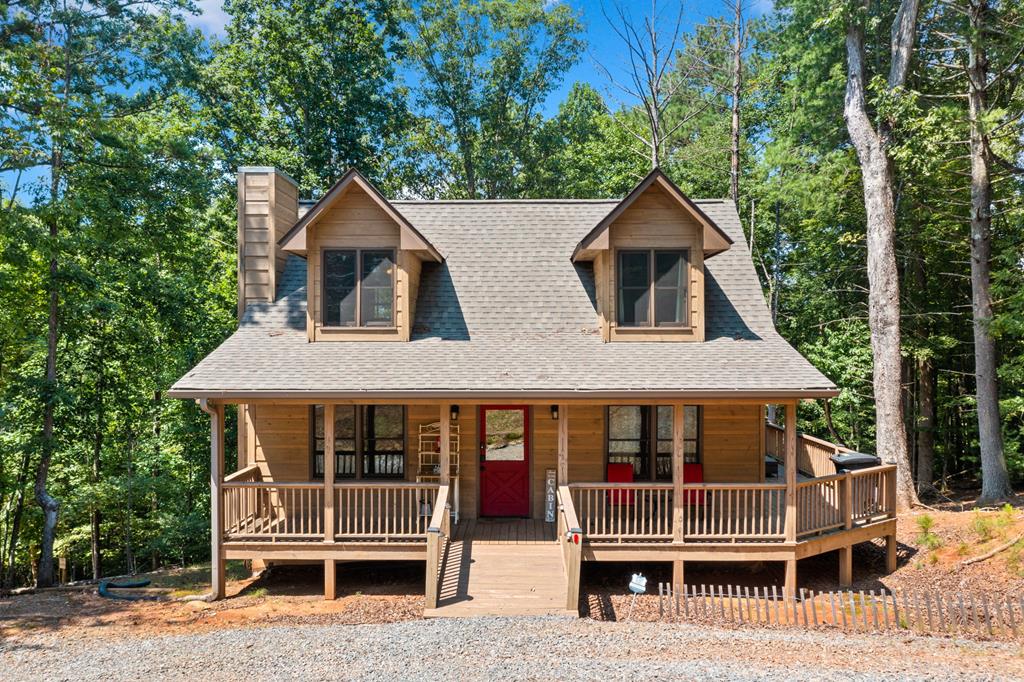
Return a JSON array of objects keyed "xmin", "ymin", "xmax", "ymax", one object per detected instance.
[{"xmin": 452, "ymin": 518, "xmax": 556, "ymax": 545}]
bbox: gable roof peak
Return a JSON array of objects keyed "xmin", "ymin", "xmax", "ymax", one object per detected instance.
[
  {"xmin": 571, "ymin": 168, "xmax": 734, "ymax": 261},
  {"xmin": 277, "ymin": 168, "xmax": 442, "ymax": 261}
]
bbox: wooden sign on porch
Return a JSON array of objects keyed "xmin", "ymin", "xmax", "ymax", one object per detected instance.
[{"xmin": 545, "ymin": 469, "xmax": 556, "ymax": 522}]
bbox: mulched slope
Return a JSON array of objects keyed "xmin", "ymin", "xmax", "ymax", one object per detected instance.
[{"xmin": 582, "ymin": 503, "xmax": 1024, "ymax": 622}]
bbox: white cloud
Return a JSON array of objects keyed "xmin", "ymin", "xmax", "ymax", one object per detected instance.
[{"xmin": 185, "ymin": 0, "xmax": 230, "ymax": 37}]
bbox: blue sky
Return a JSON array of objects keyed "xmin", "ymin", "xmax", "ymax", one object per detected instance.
[
  {"xmin": 4, "ymin": 0, "xmax": 772, "ymax": 198},
  {"xmin": 185, "ymin": 0, "xmax": 773, "ymax": 115}
]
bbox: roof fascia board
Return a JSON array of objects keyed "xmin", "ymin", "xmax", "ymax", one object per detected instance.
[
  {"xmin": 277, "ymin": 169, "xmax": 442, "ymax": 262},
  {"xmin": 168, "ymin": 387, "xmax": 840, "ymax": 401}
]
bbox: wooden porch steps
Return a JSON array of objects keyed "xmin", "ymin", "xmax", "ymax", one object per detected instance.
[{"xmin": 424, "ymin": 523, "xmax": 575, "ymax": 618}]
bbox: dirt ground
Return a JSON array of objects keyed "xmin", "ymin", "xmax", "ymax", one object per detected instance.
[
  {"xmin": 1, "ymin": 502, "xmax": 1022, "ymax": 644},
  {"xmin": 0, "ymin": 562, "xmax": 424, "ymax": 643}
]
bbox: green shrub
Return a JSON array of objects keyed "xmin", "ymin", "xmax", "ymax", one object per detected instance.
[
  {"xmin": 916, "ymin": 514, "xmax": 942, "ymax": 550},
  {"xmin": 972, "ymin": 512, "xmax": 995, "ymax": 542}
]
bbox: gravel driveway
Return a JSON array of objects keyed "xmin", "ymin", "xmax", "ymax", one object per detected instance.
[{"xmin": 3, "ymin": 616, "xmax": 1021, "ymax": 681}]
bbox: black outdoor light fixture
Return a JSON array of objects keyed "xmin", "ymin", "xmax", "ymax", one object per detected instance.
[
  {"xmin": 450, "ymin": 404, "xmax": 460, "ymax": 421},
  {"xmin": 550, "ymin": 405, "xmax": 559, "ymax": 420}
]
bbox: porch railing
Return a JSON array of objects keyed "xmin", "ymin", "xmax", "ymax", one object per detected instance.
[
  {"xmin": 796, "ymin": 474, "xmax": 844, "ymax": 536},
  {"xmin": 334, "ymin": 482, "xmax": 440, "ymax": 541},
  {"xmin": 765, "ymin": 423, "xmax": 855, "ymax": 478},
  {"xmin": 569, "ymin": 483, "xmax": 673, "ymax": 542},
  {"xmin": 223, "ymin": 480, "xmax": 325, "ymax": 540},
  {"xmin": 221, "ymin": 471, "xmax": 440, "ymax": 543},
  {"xmin": 682, "ymin": 483, "xmax": 786, "ymax": 541},
  {"xmin": 568, "ymin": 465, "xmax": 896, "ymax": 545}
]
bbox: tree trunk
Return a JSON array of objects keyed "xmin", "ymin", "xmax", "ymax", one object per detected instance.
[
  {"xmin": 91, "ymin": 366, "xmax": 104, "ymax": 581},
  {"xmin": 3, "ymin": 450, "xmax": 32, "ymax": 588},
  {"xmin": 966, "ymin": 0, "xmax": 1012, "ymax": 504},
  {"xmin": 843, "ymin": 0, "xmax": 920, "ymax": 510},
  {"xmin": 35, "ymin": 226, "xmax": 60, "ymax": 588},
  {"xmin": 916, "ymin": 356, "xmax": 936, "ymax": 496},
  {"xmin": 151, "ymin": 389, "xmax": 162, "ymax": 571},
  {"xmin": 729, "ymin": 0, "xmax": 742, "ymax": 205},
  {"xmin": 823, "ymin": 398, "xmax": 846, "ymax": 447},
  {"xmin": 770, "ymin": 202, "xmax": 781, "ymax": 323}
]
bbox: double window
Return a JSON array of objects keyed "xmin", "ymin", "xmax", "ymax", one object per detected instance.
[
  {"xmin": 311, "ymin": 405, "xmax": 405, "ymax": 479},
  {"xmin": 607, "ymin": 405, "xmax": 700, "ymax": 481},
  {"xmin": 322, "ymin": 249, "xmax": 396, "ymax": 327},
  {"xmin": 617, "ymin": 249, "xmax": 688, "ymax": 327}
]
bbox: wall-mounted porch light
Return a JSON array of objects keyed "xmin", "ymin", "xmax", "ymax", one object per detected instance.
[
  {"xmin": 450, "ymin": 404, "xmax": 460, "ymax": 421},
  {"xmin": 550, "ymin": 405, "xmax": 559, "ymax": 420}
]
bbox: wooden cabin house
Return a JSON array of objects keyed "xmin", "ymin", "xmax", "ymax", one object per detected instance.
[{"xmin": 169, "ymin": 167, "xmax": 897, "ymax": 616}]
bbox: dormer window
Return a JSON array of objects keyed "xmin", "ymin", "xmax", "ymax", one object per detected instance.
[
  {"xmin": 617, "ymin": 249, "xmax": 688, "ymax": 327},
  {"xmin": 322, "ymin": 248, "xmax": 396, "ymax": 327}
]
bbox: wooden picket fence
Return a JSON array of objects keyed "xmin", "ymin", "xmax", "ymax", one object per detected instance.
[{"xmin": 657, "ymin": 583, "xmax": 1024, "ymax": 640}]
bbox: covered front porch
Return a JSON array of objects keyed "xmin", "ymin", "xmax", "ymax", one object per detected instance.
[{"xmin": 200, "ymin": 398, "xmax": 897, "ymax": 612}]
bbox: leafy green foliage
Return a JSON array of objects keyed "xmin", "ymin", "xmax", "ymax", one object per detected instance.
[
  {"xmin": 1, "ymin": 0, "xmax": 1021, "ymax": 587},
  {"xmin": 401, "ymin": 0, "xmax": 585, "ymax": 198}
]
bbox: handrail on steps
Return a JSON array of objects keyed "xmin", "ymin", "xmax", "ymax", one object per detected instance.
[{"xmin": 425, "ymin": 484, "xmax": 451, "ymax": 609}]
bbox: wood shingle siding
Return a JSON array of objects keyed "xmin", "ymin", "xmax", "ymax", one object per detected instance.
[{"xmin": 237, "ymin": 168, "xmax": 298, "ymax": 317}]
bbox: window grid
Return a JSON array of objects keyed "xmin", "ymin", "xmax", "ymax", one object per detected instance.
[
  {"xmin": 310, "ymin": 405, "xmax": 406, "ymax": 480},
  {"xmin": 606, "ymin": 405, "xmax": 701, "ymax": 482},
  {"xmin": 616, "ymin": 249, "xmax": 689, "ymax": 328},
  {"xmin": 321, "ymin": 248, "xmax": 396, "ymax": 328}
]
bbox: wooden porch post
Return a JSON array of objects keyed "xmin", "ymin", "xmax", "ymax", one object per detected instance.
[
  {"xmin": 783, "ymin": 401, "xmax": 798, "ymax": 598},
  {"xmin": 672, "ymin": 402, "xmax": 685, "ymax": 588},
  {"xmin": 238, "ymin": 404, "xmax": 249, "ymax": 468},
  {"xmin": 557, "ymin": 404, "xmax": 569, "ymax": 485},
  {"xmin": 324, "ymin": 404, "xmax": 335, "ymax": 540},
  {"xmin": 439, "ymin": 404, "xmax": 451, "ymax": 486},
  {"xmin": 838, "ymin": 546, "xmax": 852, "ymax": 587},
  {"xmin": 784, "ymin": 558, "xmax": 797, "ymax": 596},
  {"xmin": 324, "ymin": 559, "xmax": 337, "ymax": 600},
  {"xmin": 323, "ymin": 404, "xmax": 335, "ymax": 600},
  {"xmin": 885, "ymin": 534, "xmax": 898, "ymax": 573},
  {"xmin": 784, "ymin": 401, "xmax": 797, "ymax": 544},
  {"xmin": 201, "ymin": 399, "xmax": 225, "ymax": 601}
]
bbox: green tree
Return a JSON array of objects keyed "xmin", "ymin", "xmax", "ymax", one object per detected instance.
[
  {"xmin": 0, "ymin": 0, "xmax": 223, "ymax": 585},
  {"xmin": 202, "ymin": 0, "xmax": 412, "ymax": 193},
  {"xmin": 402, "ymin": 0, "xmax": 584, "ymax": 198}
]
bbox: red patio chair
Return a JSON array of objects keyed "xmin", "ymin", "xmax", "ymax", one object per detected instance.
[
  {"xmin": 684, "ymin": 463, "xmax": 705, "ymax": 505},
  {"xmin": 606, "ymin": 463, "xmax": 635, "ymax": 505}
]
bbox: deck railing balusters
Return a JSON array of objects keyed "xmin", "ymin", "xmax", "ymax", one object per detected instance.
[{"xmin": 221, "ymin": 481, "xmax": 438, "ymax": 543}]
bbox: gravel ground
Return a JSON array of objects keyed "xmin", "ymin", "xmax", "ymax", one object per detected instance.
[{"xmin": 3, "ymin": 616, "xmax": 1022, "ymax": 681}]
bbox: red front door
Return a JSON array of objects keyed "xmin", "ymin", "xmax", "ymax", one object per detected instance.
[{"xmin": 479, "ymin": 406, "xmax": 530, "ymax": 517}]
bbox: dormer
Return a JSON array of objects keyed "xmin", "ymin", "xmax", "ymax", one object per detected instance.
[
  {"xmin": 572, "ymin": 169, "xmax": 733, "ymax": 342},
  {"xmin": 276, "ymin": 169, "xmax": 442, "ymax": 342}
]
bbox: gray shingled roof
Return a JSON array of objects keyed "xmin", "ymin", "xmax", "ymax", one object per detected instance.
[{"xmin": 169, "ymin": 199, "xmax": 836, "ymax": 399}]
